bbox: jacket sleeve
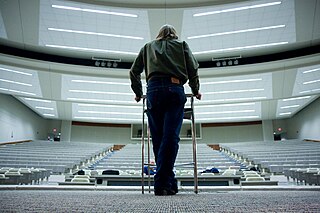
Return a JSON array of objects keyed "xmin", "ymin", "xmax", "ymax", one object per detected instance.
[
  {"xmin": 183, "ymin": 41, "xmax": 200, "ymax": 95},
  {"xmin": 129, "ymin": 47, "xmax": 144, "ymax": 97}
]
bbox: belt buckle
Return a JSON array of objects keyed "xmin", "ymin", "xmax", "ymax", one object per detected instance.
[{"xmin": 171, "ymin": 77, "xmax": 180, "ymax": 84}]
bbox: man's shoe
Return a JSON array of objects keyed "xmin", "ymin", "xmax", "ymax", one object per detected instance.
[{"xmin": 154, "ymin": 188, "xmax": 176, "ymax": 196}]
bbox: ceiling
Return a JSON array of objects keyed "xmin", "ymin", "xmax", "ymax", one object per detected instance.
[{"xmin": 0, "ymin": 0, "xmax": 319, "ymax": 124}]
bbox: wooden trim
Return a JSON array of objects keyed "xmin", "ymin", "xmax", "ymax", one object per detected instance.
[
  {"xmin": 72, "ymin": 121, "xmax": 130, "ymax": 128},
  {"xmin": 202, "ymin": 121, "xmax": 262, "ymax": 127},
  {"xmin": 0, "ymin": 140, "xmax": 32, "ymax": 146}
]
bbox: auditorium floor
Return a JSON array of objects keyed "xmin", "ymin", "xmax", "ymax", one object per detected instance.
[{"xmin": 0, "ymin": 190, "xmax": 319, "ymax": 212}]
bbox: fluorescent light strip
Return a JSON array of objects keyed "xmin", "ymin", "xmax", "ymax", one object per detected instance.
[
  {"xmin": 197, "ymin": 116, "xmax": 260, "ymax": 121},
  {"xmin": 69, "ymin": 90, "xmax": 131, "ymax": 96},
  {"xmin": 282, "ymin": 96, "xmax": 311, "ymax": 101},
  {"xmin": 202, "ymin": 78, "xmax": 262, "ymax": 85},
  {"xmin": 43, "ymin": 114, "xmax": 55, "ymax": 117},
  {"xmin": 204, "ymin": 88, "xmax": 264, "ymax": 95},
  {"xmin": 24, "ymin": 98, "xmax": 52, "ymax": 103},
  {"xmin": 195, "ymin": 102, "xmax": 255, "ymax": 108},
  {"xmin": 78, "ymin": 103, "xmax": 140, "ymax": 109},
  {"xmin": 193, "ymin": 1, "xmax": 281, "ymax": 17},
  {"xmin": 300, "ymin": 88, "xmax": 320, "ymax": 94},
  {"xmin": 280, "ymin": 105, "xmax": 299, "ymax": 109},
  {"xmin": 78, "ymin": 111, "xmax": 140, "ymax": 115},
  {"xmin": 52, "ymin": 5, "xmax": 138, "ymax": 18},
  {"xmin": 188, "ymin": 25, "xmax": 285, "ymax": 39},
  {"xmin": 279, "ymin": 112, "xmax": 291, "ymax": 116},
  {"xmin": 0, "ymin": 87, "xmax": 36, "ymax": 96},
  {"xmin": 68, "ymin": 97, "xmax": 136, "ymax": 104},
  {"xmin": 71, "ymin": 80, "xmax": 130, "ymax": 85},
  {"xmin": 46, "ymin": 44, "xmax": 138, "ymax": 55},
  {"xmin": 302, "ymin": 68, "xmax": 320, "ymax": 74},
  {"xmin": 200, "ymin": 97, "xmax": 267, "ymax": 103},
  {"xmin": 74, "ymin": 116, "xmax": 141, "ymax": 121},
  {"xmin": 0, "ymin": 67, "xmax": 33, "ymax": 76},
  {"xmin": 197, "ymin": 110, "xmax": 255, "ymax": 115},
  {"xmin": 303, "ymin": 79, "xmax": 320, "ymax": 85},
  {"xmin": 0, "ymin": 78, "xmax": 32, "ymax": 86},
  {"xmin": 36, "ymin": 106, "xmax": 54, "ymax": 110},
  {"xmin": 193, "ymin": 42, "xmax": 288, "ymax": 55},
  {"xmin": 48, "ymin": 28, "xmax": 143, "ymax": 40}
]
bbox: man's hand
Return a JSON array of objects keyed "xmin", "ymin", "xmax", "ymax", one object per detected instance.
[
  {"xmin": 195, "ymin": 92, "xmax": 202, "ymax": 100},
  {"xmin": 135, "ymin": 96, "xmax": 141, "ymax": 102}
]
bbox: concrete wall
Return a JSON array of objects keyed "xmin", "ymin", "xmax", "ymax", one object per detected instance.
[
  {"xmin": 200, "ymin": 124, "xmax": 263, "ymax": 144},
  {"xmin": 286, "ymin": 97, "xmax": 320, "ymax": 140},
  {"xmin": 0, "ymin": 93, "xmax": 49, "ymax": 143},
  {"xmin": 71, "ymin": 125, "xmax": 131, "ymax": 144}
]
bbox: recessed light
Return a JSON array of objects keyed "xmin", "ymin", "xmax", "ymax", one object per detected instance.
[
  {"xmin": 67, "ymin": 98, "xmax": 137, "ymax": 104},
  {"xmin": 43, "ymin": 114, "xmax": 55, "ymax": 117},
  {"xmin": 78, "ymin": 111, "xmax": 140, "ymax": 115},
  {"xmin": 282, "ymin": 96, "xmax": 311, "ymax": 101},
  {"xmin": 36, "ymin": 106, "xmax": 54, "ymax": 110},
  {"xmin": 0, "ymin": 78, "xmax": 32, "ymax": 86},
  {"xmin": 188, "ymin": 25, "xmax": 285, "ymax": 39},
  {"xmin": 46, "ymin": 44, "xmax": 138, "ymax": 55},
  {"xmin": 77, "ymin": 103, "xmax": 140, "ymax": 109},
  {"xmin": 202, "ymin": 78, "xmax": 262, "ymax": 85},
  {"xmin": 204, "ymin": 88, "xmax": 264, "ymax": 95},
  {"xmin": 52, "ymin": 5, "xmax": 138, "ymax": 18},
  {"xmin": 69, "ymin": 90, "xmax": 132, "ymax": 96},
  {"xmin": 71, "ymin": 80, "xmax": 130, "ymax": 85},
  {"xmin": 197, "ymin": 116, "xmax": 260, "ymax": 121},
  {"xmin": 302, "ymin": 68, "xmax": 320, "ymax": 74},
  {"xmin": 0, "ymin": 87, "xmax": 36, "ymax": 96},
  {"xmin": 279, "ymin": 112, "xmax": 291, "ymax": 116},
  {"xmin": 48, "ymin": 28, "xmax": 144, "ymax": 40},
  {"xmin": 303, "ymin": 79, "xmax": 320, "ymax": 85},
  {"xmin": 24, "ymin": 98, "xmax": 52, "ymax": 103},
  {"xmin": 197, "ymin": 110, "xmax": 255, "ymax": 115},
  {"xmin": 280, "ymin": 105, "xmax": 299, "ymax": 109},
  {"xmin": 193, "ymin": 1, "xmax": 281, "ymax": 17},
  {"xmin": 193, "ymin": 42, "xmax": 288, "ymax": 55},
  {"xmin": 74, "ymin": 116, "xmax": 141, "ymax": 121},
  {"xmin": 0, "ymin": 67, "xmax": 33, "ymax": 76}
]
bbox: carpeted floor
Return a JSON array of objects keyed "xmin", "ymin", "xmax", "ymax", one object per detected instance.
[{"xmin": 0, "ymin": 190, "xmax": 320, "ymax": 212}]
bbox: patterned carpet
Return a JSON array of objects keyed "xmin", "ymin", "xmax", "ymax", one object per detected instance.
[{"xmin": 0, "ymin": 190, "xmax": 320, "ymax": 212}]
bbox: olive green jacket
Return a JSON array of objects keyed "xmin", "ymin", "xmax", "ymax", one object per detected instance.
[{"xmin": 129, "ymin": 38, "xmax": 200, "ymax": 97}]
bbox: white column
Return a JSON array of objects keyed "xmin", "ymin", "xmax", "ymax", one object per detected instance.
[
  {"xmin": 262, "ymin": 120, "xmax": 274, "ymax": 141},
  {"xmin": 61, "ymin": 120, "xmax": 72, "ymax": 142}
]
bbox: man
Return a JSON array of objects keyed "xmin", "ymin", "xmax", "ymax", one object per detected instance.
[{"xmin": 130, "ymin": 24, "xmax": 201, "ymax": 196}]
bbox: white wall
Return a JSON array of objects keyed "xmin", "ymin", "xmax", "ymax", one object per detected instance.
[
  {"xmin": 286, "ymin": 97, "xmax": 320, "ymax": 140},
  {"xmin": 71, "ymin": 125, "xmax": 131, "ymax": 144},
  {"xmin": 0, "ymin": 93, "xmax": 49, "ymax": 143},
  {"xmin": 200, "ymin": 124, "xmax": 263, "ymax": 144}
]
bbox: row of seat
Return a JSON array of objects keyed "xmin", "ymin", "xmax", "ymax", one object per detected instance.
[
  {"xmin": 0, "ymin": 167, "xmax": 50, "ymax": 185},
  {"xmin": 220, "ymin": 140, "xmax": 320, "ymax": 174},
  {"xmin": 284, "ymin": 168, "xmax": 320, "ymax": 185},
  {"xmin": 0, "ymin": 141, "xmax": 113, "ymax": 174}
]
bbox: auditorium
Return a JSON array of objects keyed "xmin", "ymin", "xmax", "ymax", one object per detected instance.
[{"xmin": 0, "ymin": 0, "xmax": 319, "ymax": 212}]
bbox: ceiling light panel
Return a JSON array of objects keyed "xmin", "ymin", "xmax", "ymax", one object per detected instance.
[
  {"xmin": 292, "ymin": 64, "xmax": 320, "ymax": 96},
  {"xmin": 16, "ymin": 97, "xmax": 58, "ymax": 118},
  {"xmin": 0, "ymin": 66, "xmax": 42, "ymax": 97},
  {"xmin": 194, "ymin": 102, "xmax": 261, "ymax": 122},
  {"xmin": 186, "ymin": 72, "xmax": 272, "ymax": 104},
  {"xmin": 39, "ymin": 0, "xmax": 150, "ymax": 56},
  {"xmin": 62, "ymin": 74, "xmax": 144, "ymax": 105},
  {"xmin": 0, "ymin": 10, "xmax": 7, "ymax": 39},
  {"xmin": 181, "ymin": 0, "xmax": 295, "ymax": 55},
  {"xmin": 72, "ymin": 102, "xmax": 142, "ymax": 124},
  {"xmin": 276, "ymin": 95, "xmax": 317, "ymax": 118}
]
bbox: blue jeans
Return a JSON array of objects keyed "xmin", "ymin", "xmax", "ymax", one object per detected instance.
[{"xmin": 147, "ymin": 77, "xmax": 186, "ymax": 191}]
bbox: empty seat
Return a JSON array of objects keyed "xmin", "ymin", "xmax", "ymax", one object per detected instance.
[{"xmin": 246, "ymin": 177, "xmax": 265, "ymax": 181}]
